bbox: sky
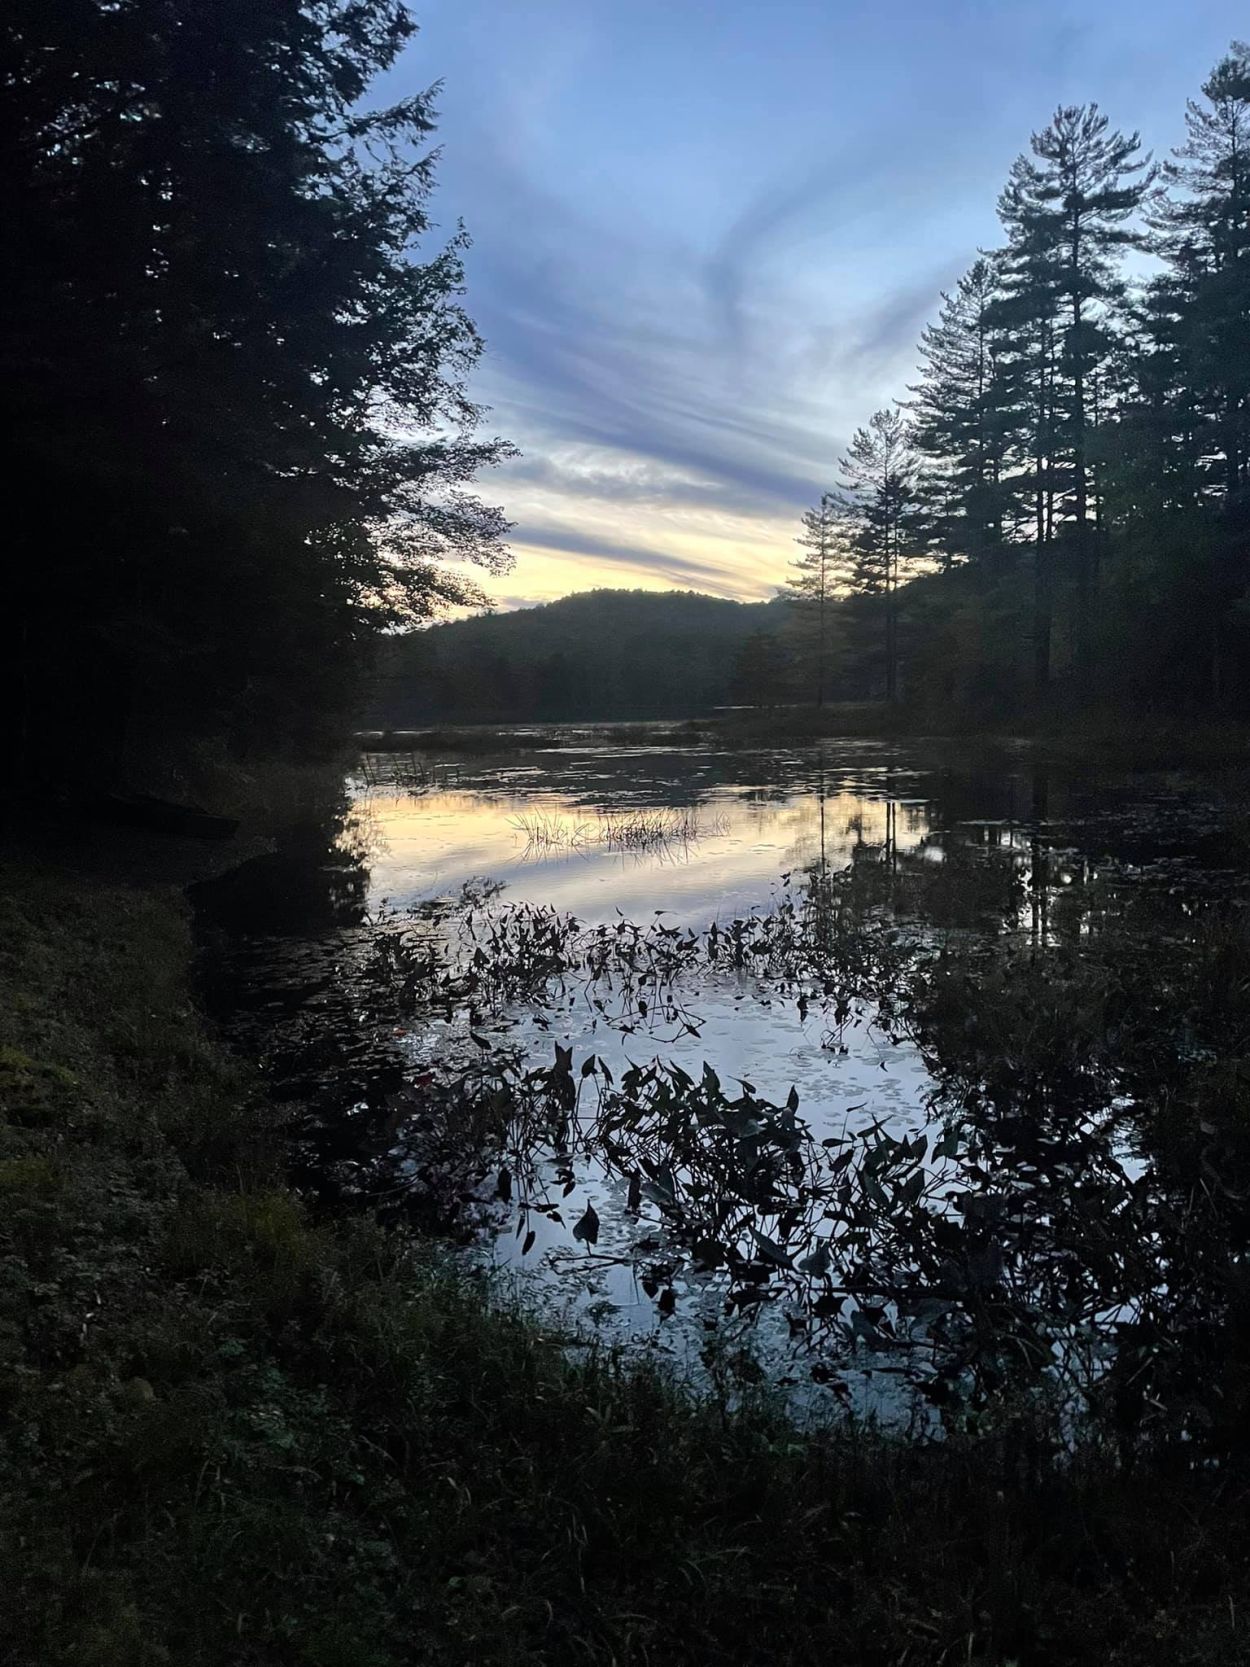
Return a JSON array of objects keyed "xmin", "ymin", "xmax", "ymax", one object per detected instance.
[{"xmin": 383, "ymin": 0, "xmax": 1248, "ymax": 612}]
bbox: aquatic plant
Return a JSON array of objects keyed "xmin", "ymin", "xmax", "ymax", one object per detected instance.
[
  {"xmin": 507, "ymin": 804, "xmax": 729, "ymax": 858},
  {"xmin": 597, "ymin": 805, "xmax": 723, "ymax": 849},
  {"xmin": 507, "ymin": 809, "xmax": 595, "ymax": 851},
  {"xmin": 199, "ymin": 813, "xmax": 1250, "ymax": 1457}
]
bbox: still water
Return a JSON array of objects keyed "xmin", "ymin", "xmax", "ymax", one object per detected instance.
[
  {"xmin": 356, "ymin": 743, "xmax": 936, "ymax": 1139},
  {"xmin": 196, "ymin": 730, "xmax": 1250, "ymax": 1423}
]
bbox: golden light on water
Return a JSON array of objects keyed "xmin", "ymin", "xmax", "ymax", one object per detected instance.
[{"xmin": 350, "ymin": 784, "xmax": 931, "ymax": 925}]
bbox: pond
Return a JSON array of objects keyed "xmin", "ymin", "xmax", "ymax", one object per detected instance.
[{"xmin": 193, "ymin": 729, "xmax": 1250, "ymax": 1439}]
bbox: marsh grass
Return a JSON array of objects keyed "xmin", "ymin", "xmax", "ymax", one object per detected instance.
[
  {"xmin": 508, "ymin": 804, "xmax": 729, "ymax": 857},
  {"xmin": 507, "ymin": 808, "xmax": 596, "ymax": 850},
  {"xmin": 597, "ymin": 805, "xmax": 722, "ymax": 849}
]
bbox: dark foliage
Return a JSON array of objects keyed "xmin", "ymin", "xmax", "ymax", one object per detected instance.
[
  {"xmin": 793, "ymin": 48, "xmax": 1250, "ymax": 723},
  {"xmin": 2, "ymin": 0, "xmax": 511, "ymax": 794}
]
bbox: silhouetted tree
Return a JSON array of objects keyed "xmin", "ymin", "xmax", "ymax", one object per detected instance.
[
  {"xmin": 837, "ymin": 411, "xmax": 924, "ymax": 703},
  {"xmin": 785, "ymin": 495, "xmax": 841, "ymax": 706},
  {"xmin": 909, "ymin": 258, "xmax": 1011, "ymax": 570},
  {"xmin": 1156, "ymin": 41, "xmax": 1250, "ymax": 511},
  {"xmin": 995, "ymin": 104, "xmax": 1155, "ymax": 679},
  {"xmin": 2, "ymin": 0, "xmax": 511, "ymax": 790}
]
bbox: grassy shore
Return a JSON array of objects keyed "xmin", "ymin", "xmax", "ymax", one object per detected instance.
[{"xmin": 4, "ymin": 855, "xmax": 1250, "ymax": 1665}]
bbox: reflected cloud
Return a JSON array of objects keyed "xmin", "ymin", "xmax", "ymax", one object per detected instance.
[{"xmin": 357, "ymin": 783, "xmax": 926, "ymax": 928}]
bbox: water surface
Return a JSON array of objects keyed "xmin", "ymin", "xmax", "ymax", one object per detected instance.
[{"xmin": 195, "ymin": 729, "xmax": 1250, "ymax": 1420}]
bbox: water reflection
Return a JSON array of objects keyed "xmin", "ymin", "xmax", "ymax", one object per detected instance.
[
  {"xmin": 354, "ymin": 757, "xmax": 935, "ymax": 928},
  {"xmin": 194, "ymin": 735, "xmax": 1250, "ymax": 1430}
]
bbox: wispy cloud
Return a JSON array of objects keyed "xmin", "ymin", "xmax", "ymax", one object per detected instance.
[
  {"xmin": 404, "ymin": 0, "xmax": 1250, "ymax": 608},
  {"xmin": 511, "ymin": 528, "xmax": 761, "ymax": 597}
]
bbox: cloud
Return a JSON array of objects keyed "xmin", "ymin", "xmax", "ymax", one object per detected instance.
[
  {"xmin": 414, "ymin": 0, "xmax": 1181, "ymax": 610},
  {"xmin": 503, "ymin": 448, "xmax": 753, "ymax": 512},
  {"xmin": 510, "ymin": 525, "xmax": 762, "ymax": 597}
]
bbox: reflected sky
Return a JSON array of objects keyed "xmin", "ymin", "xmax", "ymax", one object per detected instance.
[
  {"xmin": 355, "ymin": 778, "xmax": 930, "ymax": 927},
  {"xmin": 323, "ymin": 740, "xmax": 1250, "ymax": 1387},
  {"xmin": 350, "ymin": 745, "xmax": 941, "ymax": 1165},
  {"xmin": 353, "ymin": 745, "xmax": 939, "ymax": 1378}
]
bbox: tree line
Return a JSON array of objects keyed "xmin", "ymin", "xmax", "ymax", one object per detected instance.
[
  {"xmin": 773, "ymin": 44, "xmax": 1250, "ymax": 720},
  {"xmin": 368, "ymin": 589, "xmax": 781, "ymax": 725},
  {"xmin": 2, "ymin": 0, "xmax": 510, "ymax": 796}
]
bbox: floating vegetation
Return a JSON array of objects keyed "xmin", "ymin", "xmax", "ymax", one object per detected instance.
[
  {"xmin": 508, "ymin": 804, "xmax": 728, "ymax": 859},
  {"xmin": 344, "ymin": 881, "xmax": 1250, "ymax": 1451},
  {"xmin": 197, "ymin": 750, "xmax": 1250, "ymax": 1458}
]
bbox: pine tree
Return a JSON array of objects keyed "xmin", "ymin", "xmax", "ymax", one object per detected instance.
[
  {"xmin": 988, "ymin": 230, "xmax": 1065, "ymax": 691},
  {"xmin": 995, "ymin": 105, "xmax": 1155, "ymax": 676},
  {"xmin": 798, "ymin": 47, "xmax": 1250, "ymax": 720},
  {"xmin": 1, "ymin": 0, "xmax": 513, "ymax": 788},
  {"xmin": 908, "ymin": 257, "xmax": 1011, "ymax": 569},
  {"xmin": 1135, "ymin": 42, "xmax": 1250, "ymax": 702},
  {"xmin": 785, "ymin": 494, "xmax": 841, "ymax": 706},
  {"xmin": 837, "ymin": 410, "xmax": 923, "ymax": 703},
  {"xmin": 1155, "ymin": 42, "xmax": 1250, "ymax": 509}
]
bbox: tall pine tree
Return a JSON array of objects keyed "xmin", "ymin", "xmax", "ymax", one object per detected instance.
[
  {"xmin": 995, "ymin": 105, "xmax": 1155, "ymax": 680},
  {"xmin": 1156, "ymin": 42, "xmax": 1250, "ymax": 508},
  {"xmin": 837, "ymin": 409, "xmax": 923, "ymax": 704},
  {"xmin": 908, "ymin": 257, "xmax": 1011, "ymax": 570},
  {"xmin": 1, "ymin": 0, "xmax": 512, "ymax": 789},
  {"xmin": 785, "ymin": 494, "xmax": 840, "ymax": 707}
]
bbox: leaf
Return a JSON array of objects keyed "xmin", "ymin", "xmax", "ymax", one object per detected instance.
[
  {"xmin": 935, "ymin": 1123, "xmax": 962, "ymax": 1160},
  {"xmin": 753, "ymin": 1232, "xmax": 793, "ymax": 1269},
  {"xmin": 573, "ymin": 1203, "xmax": 600, "ymax": 1246},
  {"xmin": 521, "ymin": 1230, "xmax": 536, "ymax": 1256},
  {"xmin": 851, "ymin": 1309, "xmax": 882, "ymax": 1345},
  {"xmin": 626, "ymin": 1171, "xmax": 642, "ymax": 1212},
  {"xmin": 496, "ymin": 1166, "xmax": 512, "ymax": 1203}
]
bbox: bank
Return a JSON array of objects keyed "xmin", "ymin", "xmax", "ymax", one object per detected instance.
[
  {"xmin": 3, "ymin": 840, "xmax": 1250, "ymax": 1665},
  {"xmin": 356, "ymin": 706, "xmax": 1250, "ymax": 774}
]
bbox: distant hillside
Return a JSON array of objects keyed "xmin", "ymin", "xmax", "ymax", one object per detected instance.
[{"xmin": 365, "ymin": 588, "xmax": 783, "ymax": 724}]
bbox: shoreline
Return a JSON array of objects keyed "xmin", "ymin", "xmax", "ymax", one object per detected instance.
[
  {"xmin": 3, "ymin": 825, "xmax": 1250, "ymax": 1662},
  {"xmin": 355, "ymin": 707, "xmax": 1250, "ymax": 769}
]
